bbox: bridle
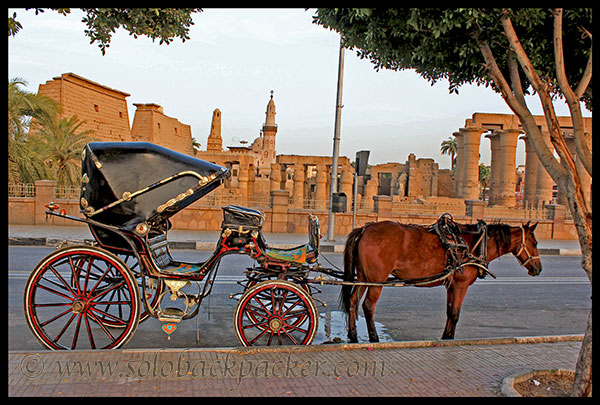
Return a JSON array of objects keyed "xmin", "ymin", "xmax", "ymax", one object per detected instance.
[{"xmin": 513, "ymin": 225, "xmax": 540, "ymax": 267}]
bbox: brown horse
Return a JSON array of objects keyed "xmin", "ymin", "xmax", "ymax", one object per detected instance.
[{"xmin": 341, "ymin": 220, "xmax": 542, "ymax": 343}]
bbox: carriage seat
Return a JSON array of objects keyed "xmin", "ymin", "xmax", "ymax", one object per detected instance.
[
  {"xmin": 263, "ymin": 214, "xmax": 320, "ymax": 265},
  {"xmin": 147, "ymin": 233, "xmax": 203, "ymax": 276},
  {"xmin": 265, "ymin": 245, "xmax": 314, "ymax": 264}
]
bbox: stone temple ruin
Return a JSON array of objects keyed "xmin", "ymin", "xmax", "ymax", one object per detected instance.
[{"xmin": 17, "ymin": 72, "xmax": 589, "ymax": 238}]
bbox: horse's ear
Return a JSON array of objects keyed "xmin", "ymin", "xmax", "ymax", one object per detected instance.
[
  {"xmin": 524, "ymin": 220, "xmax": 531, "ymax": 227},
  {"xmin": 531, "ymin": 221, "xmax": 538, "ymax": 231}
]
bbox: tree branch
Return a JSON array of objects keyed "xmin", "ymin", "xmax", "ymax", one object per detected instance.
[
  {"xmin": 552, "ymin": 8, "xmax": 592, "ymax": 176},
  {"xmin": 502, "ymin": 10, "xmax": 591, "ymax": 223},
  {"xmin": 474, "ymin": 30, "xmax": 565, "ymax": 182},
  {"xmin": 500, "ymin": 11, "xmax": 579, "ymax": 181},
  {"xmin": 575, "ymin": 26, "xmax": 593, "ymax": 99}
]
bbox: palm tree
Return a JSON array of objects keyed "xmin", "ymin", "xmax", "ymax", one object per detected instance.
[
  {"xmin": 36, "ymin": 115, "xmax": 95, "ymax": 187},
  {"xmin": 8, "ymin": 77, "xmax": 57, "ymax": 137},
  {"xmin": 8, "ymin": 78, "xmax": 58, "ymax": 183},
  {"xmin": 191, "ymin": 137, "xmax": 201, "ymax": 155},
  {"xmin": 440, "ymin": 137, "xmax": 457, "ymax": 173},
  {"xmin": 478, "ymin": 164, "xmax": 491, "ymax": 201}
]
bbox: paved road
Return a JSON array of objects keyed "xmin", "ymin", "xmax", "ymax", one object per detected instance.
[{"xmin": 10, "ymin": 246, "xmax": 590, "ymax": 351}]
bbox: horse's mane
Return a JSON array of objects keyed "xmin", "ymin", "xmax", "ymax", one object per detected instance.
[{"xmin": 487, "ymin": 222, "xmax": 513, "ymax": 251}]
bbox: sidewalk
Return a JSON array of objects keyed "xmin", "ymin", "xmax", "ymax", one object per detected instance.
[
  {"xmin": 9, "ymin": 335, "xmax": 583, "ymax": 397},
  {"xmin": 7, "ymin": 224, "xmax": 583, "ymax": 255}
]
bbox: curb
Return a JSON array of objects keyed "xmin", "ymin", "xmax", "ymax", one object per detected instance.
[
  {"xmin": 500, "ymin": 368, "xmax": 575, "ymax": 397},
  {"xmin": 8, "ymin": 237, "xmax": 579, "ymax": 255},
  {"xmin": 8, "ymin": 334, "xmax": 583, "ymax": 357}
]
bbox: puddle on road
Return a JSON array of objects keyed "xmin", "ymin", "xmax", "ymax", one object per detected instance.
[{"xmin": 314, "ymin": 310, "xmax": 393, "ymax": 344}]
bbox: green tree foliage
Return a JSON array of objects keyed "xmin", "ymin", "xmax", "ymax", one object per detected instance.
[
  {"xmin": 36, "ymin": 115, "xmax": 95, "ymax": 187},
  {"xmin": 8, "ymin": 78, "xmax": 57, "ymax": 183},
  {"xmin": 9, "ymin": 8, "xmax": 203, "ymax": 55},
  {"xmin": 313, "ymin": 9, "xmax": 591, "ymax": 109}
]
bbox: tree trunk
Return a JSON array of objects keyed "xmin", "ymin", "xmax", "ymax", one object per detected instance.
[
  {"xmin": 476, "ymin": 12, "xmax": 593, "ymax": 396},
  {"xmin": 571, "ymin": 307, "xmax": 592, "ymax": 396}
]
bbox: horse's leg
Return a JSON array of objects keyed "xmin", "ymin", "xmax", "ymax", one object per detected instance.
[
  {"xmin": 362, "ymin": 286, "xmax": 383, "ymax": 343},
  {"xmin": 347, "ymin": 284, "xmax": 367, "ymax": 343},
  {"xmin": 442, "ymin": 279, "xmax": 471, "ymax": 340}
]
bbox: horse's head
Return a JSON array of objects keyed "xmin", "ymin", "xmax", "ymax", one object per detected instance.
[{"xmin": 513, "ymin": 221, "xmax": 542, "ymax": 276}]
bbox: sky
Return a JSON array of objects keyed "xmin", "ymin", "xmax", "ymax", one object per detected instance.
[{"xmin": 8, "ymin": 8, "xmax": 591, "ymax": 169}]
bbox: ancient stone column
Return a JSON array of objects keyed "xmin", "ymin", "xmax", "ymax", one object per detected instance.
[
  {"xmin": 238, "ymin": 162, "xmax": 249, "ymax": 205},
  {"xmin": 535, "ymin": 131, "xmax": 554, "ymax": 208},
  {"xmin": 315, "ymin": 165, "xmax": 328, "ymax": 210},
  {"xmin": 459, "ymin": 126, "xmax": 485, "ymax": 200},
  {"xmin": 340, "ymin": 167, "xmax": 353, "ymax": 201},
  {"xmin": 521, "ymin": 135, "xmax": 538, "ymax": 208},
  {"xmin": 363, "ymin": 177, "xmax": 378, "ymax": 211},
  {"xmin": 453, "ymin": 131, "xmax": 465, "ymax": 198},
  {"xmin": 270, "ymin": 163, "xmax": 281, "ymax": 192},
  {"xmin": 485, "ymin": 132, "xmax": 501, "ymax": 206},
  {"xmin": 496, "ymin": 128, "xmax": 521, "ymax": 207},
  {"xmin": 292, "ymin": 164, "xmax": 305, "ymax": 208}
]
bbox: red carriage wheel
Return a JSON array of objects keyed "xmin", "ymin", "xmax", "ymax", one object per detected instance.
[
  {"xmin": 23, "ymin": 246, "xmax": 140, "ymax": 350},
  {"xmin": 243, "ymin": 277, "xmax": 311, "ymax": 331},
  {"xmin": 233, "ymin": 280, "xmax": 318, "ymax": 347}
]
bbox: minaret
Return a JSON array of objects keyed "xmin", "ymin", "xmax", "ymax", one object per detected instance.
[
  {"xmin": 207, "ymin": 108, "xmax": 222, "ymax": 152},
  {"xmin": 261, "ymin": 91, "xmax": 277, "ymax": 165}
]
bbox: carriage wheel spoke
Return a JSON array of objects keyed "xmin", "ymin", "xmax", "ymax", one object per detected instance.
[
  {"xmin": 87, "ymin": 260, "xmax": 114, "ymax": 298},
  {"xmin": 281, "ymin": 328, "xmax": 298, "ymax": 345},
  {"xmin": 47, "ymin": 264, "xmax": 77, "ymax": 298},
  {"xmin": 249, "ymin": 327, "xmax": 270, "ymax": 345},
  {"xmin": 88, "ymin": 280, "xmax": 126, "ymax": 302},
  {"xmin": 90, "ymin": 306, "xmax": 129, "ymax": 326},
  {"xmin": 53, "ymin": 312, "xmax": 77, "ymax": 344},
  {"xmin": 71, "ymin": 313, "xmax": 84, "ymax": 350},
  {"xmin": 84, "ymin": 313, "xmax": 96, "ymax": 349},
  {"xmin": 36, "ymin": 283, "xmax": 75, "ymax": 302},
  {"xmin": 86, "ymin": 310, "xmax": 116, "ymax": 341},
  {"xmin": 39, "ymin": 308, "xmax": 73, "ymax": 327}
]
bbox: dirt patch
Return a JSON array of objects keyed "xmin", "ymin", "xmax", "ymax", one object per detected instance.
[{"xmin": 513, "ymin": 372, "xmax": 575, "ymax": 397}]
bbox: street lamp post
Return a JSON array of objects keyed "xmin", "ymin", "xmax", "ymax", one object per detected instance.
[{"xmin": 327, "ymin": 37, "xmax": 345, "ymax": 241}]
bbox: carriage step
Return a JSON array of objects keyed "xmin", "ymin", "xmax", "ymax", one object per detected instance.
[{"xmin": 157, "ymin": 307, "xmax": 184, "ymax": 323}]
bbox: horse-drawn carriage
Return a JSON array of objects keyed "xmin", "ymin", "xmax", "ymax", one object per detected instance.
[{"xmin": 23, "ymin": 142, "xmax": 542, "ymax": 350}]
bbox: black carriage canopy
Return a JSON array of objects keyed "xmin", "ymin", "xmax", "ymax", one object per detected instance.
[{"xmin": 80, "ymin": 142, "xmax": 230, "ymax": 230}]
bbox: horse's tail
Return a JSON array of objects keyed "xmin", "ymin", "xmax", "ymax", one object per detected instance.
[{"xmin": 340, "ymin": 225, "xmax": 365, "ymax": 315}]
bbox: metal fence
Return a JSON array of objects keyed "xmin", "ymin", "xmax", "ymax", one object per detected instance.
[
  {"xmin": 8, "ymin": 183, "xmax": 35, "ymax": 197},
  {"xmin": 55, "ymin": 185, "xmax": 80, "ymax": 199}
]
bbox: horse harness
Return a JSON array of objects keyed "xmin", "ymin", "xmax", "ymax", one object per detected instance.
[
  {"xmin": 429, "ymin": 213, "xmax": 495, "ymax": 282},
  {"xmin": 514, "ymin": 225, "xmax": 540, "ymax": 267}
]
